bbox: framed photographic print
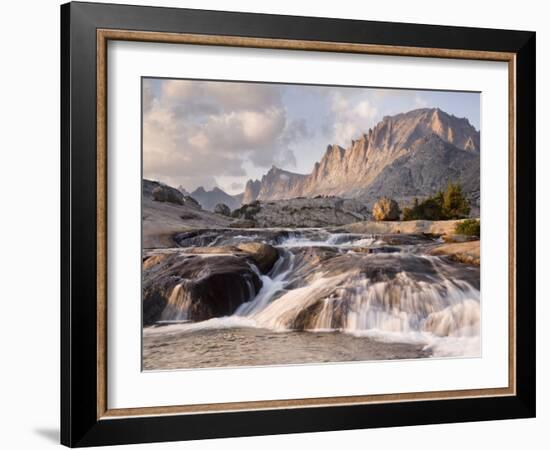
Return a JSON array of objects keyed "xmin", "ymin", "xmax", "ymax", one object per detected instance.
[{"xmin": 60, "ymin": 1, "xmax": 536, "ymax": 447}]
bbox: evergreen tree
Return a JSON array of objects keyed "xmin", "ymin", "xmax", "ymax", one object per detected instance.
[
  {"xmin": 401, "ymin": 182, "xmax": 470, "ymax": 221},
  {"xmin": 442, "ymin": 182, "xmax": 470, "ymax": 219}
]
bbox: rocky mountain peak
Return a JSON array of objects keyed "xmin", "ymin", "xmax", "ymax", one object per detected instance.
[
  {"xmin": 264, "ymin": 165, "xmax": 283, "ymax": 177},
  {"xmin": 255, "ymin": 166, "xmax": 307, "ymax": 201},
  {"xmin": 240, "ymin": 107, "xmax": 480, "ymax": 207}
]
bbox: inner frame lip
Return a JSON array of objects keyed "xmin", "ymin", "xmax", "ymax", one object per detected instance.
[{"xmin": 96, "ymin": 28, "xmax": 516, "ymax": 420}]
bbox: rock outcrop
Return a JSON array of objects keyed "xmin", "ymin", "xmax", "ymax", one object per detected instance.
[
  {"xmin": 340, "ymin": 218, "xmax": 474, "ymax": 237},
  {"xmin": 142, "ymin": 179, "xmax": 231, "ymax": 248},
  {"xmin": 372, "ymin": 197, "xmax": 400, "ymax": 221},
  {"xmin": 151, "ymin": 184, "xmax": 184, "ymax": 205},
  {"xmin": 231, "ymin": 196, "xmax": 370, "ymax": 228},
  {"xmin": 145, "ymin": 180, "xmax": 201, "ymax": 209}
]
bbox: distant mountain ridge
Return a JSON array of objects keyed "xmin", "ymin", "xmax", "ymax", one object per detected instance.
[
  {"xmin": 189, "ymin": 186, "xmax": 242, "ymax": 211},
  {"xmin": 242, "ymin": 108, "xmax": 480, "ymax": 209}
]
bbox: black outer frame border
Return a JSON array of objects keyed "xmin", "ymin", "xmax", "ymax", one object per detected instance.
[{"xmin": 60, "ymin": 1, "xmax": 536, "ymax": 447}]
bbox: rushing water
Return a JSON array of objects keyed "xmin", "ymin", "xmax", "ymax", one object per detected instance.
[{"xmin": 143, "ymin": 229, "xmax": 480, "ymax": 369}]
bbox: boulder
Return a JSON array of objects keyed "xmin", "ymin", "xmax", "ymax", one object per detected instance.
[
  {"xmin": 236, "ymin": 242, "xmax": 279, "ymax": 274},
  {"xmin": 152, "ymin": 184, "xmax": 184, "ymax": 205},
  {"xmin": 214, "ymin": 203, "xmax": 231, "ymax": 216},
  {"xmin": 143, "ymin": 252, "xmax": 262, "ymax": 325},
  {"xmin": 372, "ymin": 197, "xmax": 400, "ymax": 221}
]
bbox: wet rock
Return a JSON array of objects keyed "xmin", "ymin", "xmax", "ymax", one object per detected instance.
[
  {"xmin": 143, "ymin": 253, "xmax": 169, "ymax": 270},
  {"xmin": 291, "ymin": 301, "xmax": 325, "ymax": 330},
  {"xmin": 179, "ymin": 242, "xmax": 278, "ymax": 274},
  {"xmin": 293, "ymin": 246, "xmax": 340, "ymax": 265},
  {"xmin": 423, "ymin": 299, "xmax": 480, "ymax": 336},
  {"xmin": 174, "ymin": 228, "xmax": 294, "ymax": 247},
  {"xmin": 184, "ymin": 246, "xmax": 238, "ymax": 255},
  {"xmin": 236, "ymin": 242, "xmax": 279, "ymax": 274},
  {"xmin": 143, "ymin": 252, "xmax": 262, "ymax": 324},
  {"xmin": 428, "ymin": 240, "xmax": 480, "ymax": 266},
  {"xmin": 352, "ymin": 246, "xmax": 401, "ymax": 254},
  {"xmin": 291, "ymin": 298, "xmax": 348, "ymax": 330},
  {"xmin": 320, "ymin": 252, "xmax": 436, "ymax": 282},
  {"xmin": 173, "ymin": 230, "xmax": 215, "ymax": 247}
]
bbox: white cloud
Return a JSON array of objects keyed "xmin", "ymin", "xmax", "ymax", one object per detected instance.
[
  {"xmin": 414, "ymin": 93, "xmax": 429, "ymax": 108},
  {"xmin": 327, "ymin": 92, "xmax": 379, "ymax": 145},
  {"xmin": 142, "ymin": 79, "xmax": 472, "ymax": 192},
  {"xmin": 142, "ymin": 79, "xmax": 309, "ymax": 191}
]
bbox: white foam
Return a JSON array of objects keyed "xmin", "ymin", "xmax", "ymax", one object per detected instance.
[{"xmin": 143, "ymin": 316, "xmax": 259, "ymax": 336}]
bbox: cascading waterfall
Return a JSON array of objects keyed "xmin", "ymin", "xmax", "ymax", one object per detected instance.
[
  {"xmin": 159, "ymin": 282, "xmax": 193, "ymax": 322},
  {"xmin": 244, "ymin": 232, "xmax": 479, "ymax": 356},
  {"xmin": 235, "ymin": 250, "xmax": 296, "ymax": 316},
  {"xmin": 246, "ymin": 261, "xmax": 480, "ymax": 335},
  {"xmin": 153, "ymin": 229, "xmax": 480, "ymax": 357}
]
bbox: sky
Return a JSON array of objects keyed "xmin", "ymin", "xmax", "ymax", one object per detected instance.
[{"xmin": 142, "ymin": 78, "xmax": 480, "ymax": 195}]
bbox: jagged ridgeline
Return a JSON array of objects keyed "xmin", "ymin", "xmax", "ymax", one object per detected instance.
[{"xmin": 239, "ymin": 108, "xmax": 479, "ymax": 212}]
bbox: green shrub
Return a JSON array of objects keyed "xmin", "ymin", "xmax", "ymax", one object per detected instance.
[
  {"xmin": 402, "ymin": 182, "xmax": 470, "ymax": 221},
  {"xmin": 455, "ymin": 219, "xmax": 480, "ymax": 237}
]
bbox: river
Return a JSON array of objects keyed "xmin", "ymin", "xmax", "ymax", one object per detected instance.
[{"xmin": 143, "ymin": 229, "xmax": 480, "ymax": 370}]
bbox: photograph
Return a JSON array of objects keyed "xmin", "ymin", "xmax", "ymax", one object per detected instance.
[{"xmin": 141, "ymin": 78, "xmax": 482, "ymax": 370}]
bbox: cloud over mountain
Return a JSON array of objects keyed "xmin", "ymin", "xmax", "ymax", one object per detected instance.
[{"xmin": 142, "ymin": 79, "xmax": 309, "ymax": 191}]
